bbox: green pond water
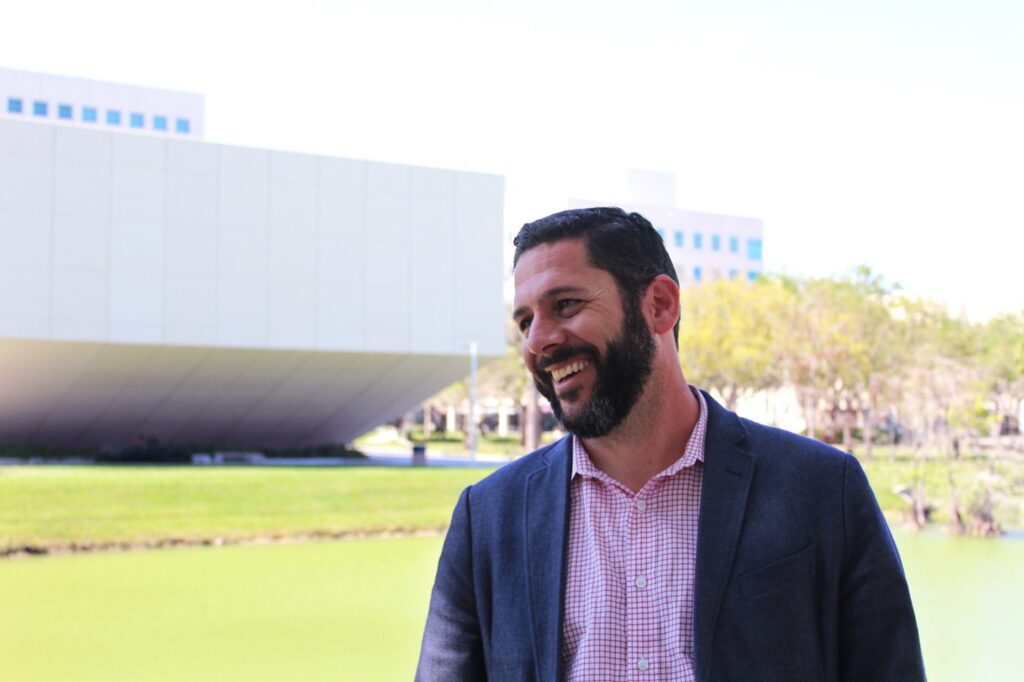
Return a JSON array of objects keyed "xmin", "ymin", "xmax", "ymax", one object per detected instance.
[{"xmin": 0, "ymin": 531, "xmax": 1020, "ymax": 681}]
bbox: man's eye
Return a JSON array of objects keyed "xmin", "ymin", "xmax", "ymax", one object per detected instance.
[
  {"xmin": 556, "ymin": 299, "xmax": 582, "ymax": 314},
  {"xmin": 517, "ymin": 318, "xmax": 532, "ymax": 334}
]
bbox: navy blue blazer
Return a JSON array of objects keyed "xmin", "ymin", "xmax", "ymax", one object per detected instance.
[{"xmin": 417, "ymin": 392, "xmax": 925, "ymax": 681}]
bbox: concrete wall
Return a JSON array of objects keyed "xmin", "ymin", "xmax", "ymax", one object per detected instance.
[{"xmin": 0, "ymin": 118, "xmax": 504, "ymax": 446}]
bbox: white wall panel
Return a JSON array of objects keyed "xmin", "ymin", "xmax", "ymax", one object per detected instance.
[
  {"xmin": 270, "ymin": 151, "xmax": 317, "ymax": 185},
  {"xmin": 270, "ymin": 183, "xmax": 317, "ymax": 235},
  {"xmin": 54, "ymin": 160, "xmax": 111, "ymax": 218},
  {"xmin": 165, "ymin": 172, "xmax": 218, "ymax": 227},
  {"xmin": 411, "ymin": 246, "xmax": 454, "ymax": 291},
  {"xmin": 220, "ymin": 146, "xmax": 267, "ymax": 181},
  {"xmin": 112, "ymin": 134, "xmax": 164, "ymax": 170},
  {"xmin": 108, "ymin": 321, "xmax": 162, "ymax": 345},
  {"xmin": 166, "ymin": 141, "xmax": 218, "ymax": 174},
  {"xmin": 318, "ymin": 186, "xmax": 363, "ymax": 237},
  {"xmin": 269, "ymin": 232, "xmax": 316, "ymax": 283},
  {"xmin": 109, "ymin": 272, "xmax": 163, "ymax": 326},
  {"xmin": 0, "ymin": 119, "xmax": 53, "ymax": 159},
  {"xmin": 364, "ymin": 238, "xmax": 408, "ymax": 290},
  {"xmin": 219, "ymin": 229, "xmax": 267, "ymax": 279},
  {"xmin": 163, "ymin": 274, "xmax": 217, "ymax": 345},
  {"xmin": 365, "ymin": 164, "xmax": 410, "ymax": 245},
  {"xmin": 218, "ymin": 279, "xmax": 267, "ymax": 347},
  {"xmin": 53, "ymin": 215, "xmax": 108, "ymax": 269},
  {"xmin": 410, "ymin": 289, "xmax": 456, "ymax": 353},
  {"xmin": 0, "ymin": 210, "xmax": 50, "ymax": 267},
  {"xmin": 112, "ymin": 168, "xmax": 163, "ymax": 222},
  {"xmin": 110, "ymin": 220, "xmax": 163, "ymax": 274},
  {"xmin": 0, "ymin": 265, "xmax": 49, "ymax": 321},
  {"xmin": 0, "ymin": 315, "xmax": 48, "ymax": 339},
  {"xmin": 0, "ymin": 157, "xmax": 52, "ymax": 212},
  {"xmin": 51, "ymin": 266, "xmax": 107, "ymax": 321},
  {"xmin": 54, "ymin": 127, "xmax": 110, "ymax": 164},
  {"xmin": 220, "ymin": 177, "xmax": 268, "ymax": 232},
  {"xmin": 317, "ymin": 284, "xmax": 363, "ymax": 350},
  {"xmin": 319, "ymin": 156, "xmax": 363, "ymax": 189},
  {"xmin": 164, "ymin": 225, "xmax": 217, "ymax": 277},
  {"xmin": 318, "ymin": 233, "xmax": 362, "ymax": 286},
  {"xmin": 363, "ymin": 286, "xmax": 410, "ymax": 352},
  {"xmin": 268, "ymin": 282, "xmax": 316, "ymax": 348}
]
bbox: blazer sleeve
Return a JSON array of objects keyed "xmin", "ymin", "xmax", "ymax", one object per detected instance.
[
  {"xmin": 838, "ymin": 455, "xmax": 927, "ymax": 681},
  {"xmin": 416, "ymin": 486, "xmax": 486, "ymax": 681}
]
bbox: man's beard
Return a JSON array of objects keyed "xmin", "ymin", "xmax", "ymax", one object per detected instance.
[{"xmin": 534, "ymin": 301, "xmax": 655, "ymax": 439}]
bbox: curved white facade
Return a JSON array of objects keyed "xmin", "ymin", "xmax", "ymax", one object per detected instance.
[{"xmin": 0, "ymin": 118, "xmax": 504, "ymax": 447}]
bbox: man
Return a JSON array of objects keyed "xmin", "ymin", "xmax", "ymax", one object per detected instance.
[{"xmin": 417, "ymin": 207, "xmax": 925, "ymax": 681}]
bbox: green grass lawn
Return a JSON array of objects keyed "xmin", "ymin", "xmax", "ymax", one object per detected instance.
[
  {"xmin": 0, "ymin": 466, "xmax": 494, "ymax": 553},
  {"xmin": 2, "ymin": 452, "xmax": 1020, "ymax": 554},
  {"xmin": 859, "ymin": 453, "xmax": 1023, "ymax": 528}
]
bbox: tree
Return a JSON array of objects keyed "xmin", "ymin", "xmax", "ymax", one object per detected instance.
[{"xmin": 678, "ymin": 277, "xmax": 783, "ymax": 410}]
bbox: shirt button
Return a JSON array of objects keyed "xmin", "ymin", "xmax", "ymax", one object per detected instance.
[
  {"xmin": 637, "ymin": 658, "xmax": 650, "ymax": 671},
  {"xmin": 635, "ymin": 576, "xmax": 647, "ymax": 589},
  {"xmin": 635, "ymin": 499, "xmax": 647, "ymax": 512}
]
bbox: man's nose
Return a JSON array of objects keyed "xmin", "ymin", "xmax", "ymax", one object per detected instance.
[{"xmin": 525, "ymin": 314, "xmax": 564, "ymax": 358}]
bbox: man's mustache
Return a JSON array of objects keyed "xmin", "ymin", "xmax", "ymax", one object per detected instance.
[{"xmin": 536, "ymin": 345, "xmax": 599, "ymax": 374}]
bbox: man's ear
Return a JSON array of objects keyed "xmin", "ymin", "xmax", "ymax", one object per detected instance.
[{"xmin": 645, "ymin": 275, "xmax": 680, "ymax": 337}]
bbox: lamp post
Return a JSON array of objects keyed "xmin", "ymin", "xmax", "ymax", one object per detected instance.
[{"xmin": 468, "ymin": 340, "xmax": 478, "ymax": 461}]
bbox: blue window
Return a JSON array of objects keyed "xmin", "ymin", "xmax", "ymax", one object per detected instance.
[
  {"xmin": 58, "ymin": 104, "xmax": 73, "ymax": 119},
  {"xmin": 674, "ymin": 231, "xmax": 683, "ymax": 247},
  {"xmin": 107, "ymin": 110, "xmax": 121, "ymax": 125},
  {"xmin": 712, "ymin": 234, "xmax": 721, "ymax": 251},
  {"xmin": 153, "ymin": 115, "xmax": 167, "ymax": 131},
  {"xmin": 693, "ymin": 266, "xmax": 703, "ymax": 282},
  {"xmin": 748, "ymin": 271, "xmax": 759, "ymax": 283},
  {"xmin": 747, "ymin": 238, "xmax": 763, "ymax": 260},
  {"xmin": 729, "ymin": 235, "xmax": 739, "ymax": 253},
  {"xmin": 7, "ymin": 97, "xmax": 23, "ymax": 113},
  {"xmin": 729, "ymin": 269, "xmax": 739, "ymax": 280},
  {"xmin": 33, "ymin": 101, "xmax": 48, "ymax": 116},
  {"xmin": 693, "ymin": 233, "xmax": 703, "ymax": 250},
  {"xmin": 130, "ymin": 112, "xmax": 144, "ymax": 128},
  {"xmin": 175, "ymin": 117, "xmax": 190, "ymax": 133},
  {"xmin": 82, "ymin": 106, "xmax": 97, "ymax": 122}
]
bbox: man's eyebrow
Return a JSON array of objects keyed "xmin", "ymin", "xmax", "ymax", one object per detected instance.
[{"xmin": 512, "ymin": 285, "xmax": 587, "ymax": 321}]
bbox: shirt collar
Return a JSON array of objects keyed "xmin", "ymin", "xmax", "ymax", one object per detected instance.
[{"xmin": 571, "ymin": 386, "xmax": 708, "ymax": 481}]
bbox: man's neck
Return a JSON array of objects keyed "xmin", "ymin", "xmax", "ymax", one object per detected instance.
[{"xmin": 579, "ymin": 377, "xmax": 700, "ymax": 492}]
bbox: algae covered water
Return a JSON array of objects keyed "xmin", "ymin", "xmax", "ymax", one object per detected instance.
[
  {"xmin": 0, "ymin": 531, "xmax": 1020, "ymax": 681},
  {"xmin": 894, "ymin": 528, "xmax": 1024, "ymax": 682}
]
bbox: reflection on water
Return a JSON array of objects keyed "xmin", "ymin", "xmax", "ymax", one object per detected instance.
[{"xmin": 893, "ymin": 528, "xmax": 1024, "ymax": 682}]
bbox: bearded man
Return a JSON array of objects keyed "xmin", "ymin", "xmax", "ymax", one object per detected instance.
[{"xmin": 416, "ymin": 207, "xmax": 925, "ymax": 681}]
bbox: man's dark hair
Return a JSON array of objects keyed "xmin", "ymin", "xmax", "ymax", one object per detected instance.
[{"xmin": 513, "ymin": 207, "xmax": 680, "ymax": 346}]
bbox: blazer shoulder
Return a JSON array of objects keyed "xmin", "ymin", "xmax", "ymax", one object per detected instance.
[
  {"xmin": 701, "ymin": 388, "xmax": 849, "ymax": 472},
  {"xmin": 738, "ymin": 415, "xmax": 853, "ymax": 475},
  {"xmin": 468, "ymin": 436, "xmax": 570, "ymax": 498}
]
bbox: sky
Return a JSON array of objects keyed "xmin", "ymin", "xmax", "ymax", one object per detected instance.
[{"xmin": 2, "ymin": 0, "xmax": 1021, "ymax": 320}]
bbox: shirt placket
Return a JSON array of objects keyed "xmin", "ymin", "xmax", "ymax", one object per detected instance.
[{"xmin": 626, "ymin": 483, "xmax": 655, "ymax": 681}]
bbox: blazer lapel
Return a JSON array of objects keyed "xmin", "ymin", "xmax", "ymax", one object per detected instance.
[
  {"xmin": 693, "ymin": 393, "xmax": 755, "ymax": 682},
  {"xmin": 524, "ymin": 438, "xmax": 572, "ymax": 682}
]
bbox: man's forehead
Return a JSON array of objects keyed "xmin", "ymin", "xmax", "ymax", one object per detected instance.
[
  {"xmin": 513, "ymin": 239, "xmax": 594, "ymax": 284},
  {"xmin": 512, "ymin": 241, "xmax": 610, "ymax": 311}
]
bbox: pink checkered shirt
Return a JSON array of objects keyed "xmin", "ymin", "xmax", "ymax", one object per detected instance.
[{"xmin": 562, "ymin": 389, "xmax": 707, "ymax": 682}]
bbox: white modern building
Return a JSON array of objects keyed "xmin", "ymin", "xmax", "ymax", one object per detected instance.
[
  {"xmin": 2, "ymin": 67, "xmax": 203, "ymax": 139},
  {"xmin": 0, "ymin": 71, "xmax": 504, "ymax": 448},
  {"xmin": 571, "ymin": 170, "xmax": 764, "ymax": 286}
]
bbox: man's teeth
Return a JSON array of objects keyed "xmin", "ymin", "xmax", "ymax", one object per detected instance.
[{"xmin": 550, "ymin": 361, "xmax": 589, "ymax": 382}]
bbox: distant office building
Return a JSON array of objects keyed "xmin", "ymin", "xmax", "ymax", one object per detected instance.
[
  {"xmin": 0, "ymin": 71, "xmax": 503, "ymax": 448},
  {"xmin": 570, "ymin": 170, "xmax": 765, "ymax": 285},
  {"xmin": 1, "ymin": 67, "xmax": 203, "ymax": 139}
]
